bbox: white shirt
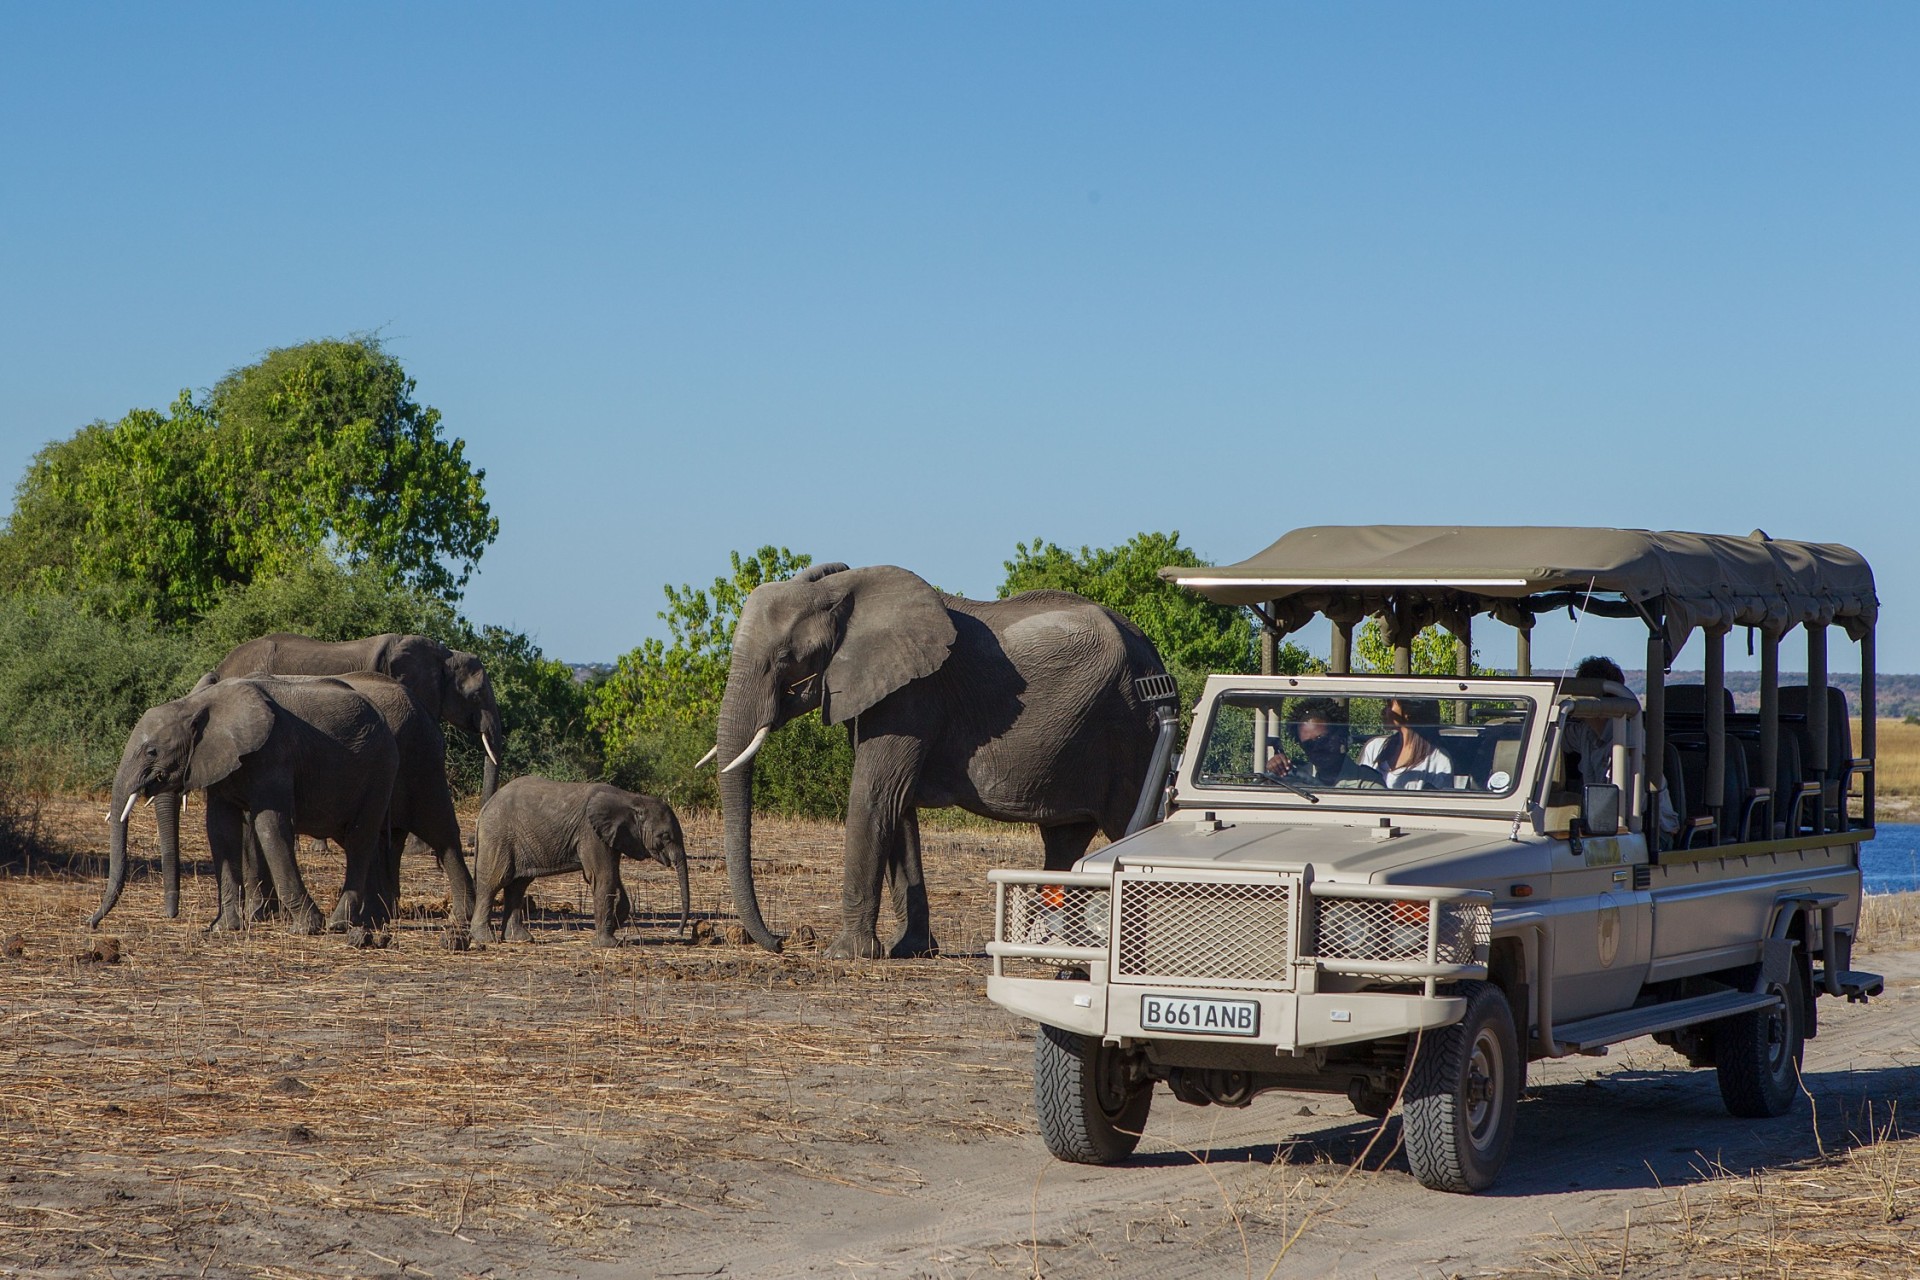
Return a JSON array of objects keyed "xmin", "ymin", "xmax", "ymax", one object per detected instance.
[{"xmin": 1359, "ymin": 735, "xmax": 1455, "ymax": 790}]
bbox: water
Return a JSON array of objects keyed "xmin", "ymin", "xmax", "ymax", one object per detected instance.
[{"xmin": 1863, "ymin": 823, "xmax": 1920, "ymax": 895}]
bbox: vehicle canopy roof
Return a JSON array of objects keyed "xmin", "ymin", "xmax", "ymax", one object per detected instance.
[{"xmin": 1161, "ymin": 526, "xmax": 1877, "ymax": 651}]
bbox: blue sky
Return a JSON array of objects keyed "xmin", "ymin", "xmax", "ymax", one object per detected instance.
[{"xmin": 3, "ymin": 5, "xmax": 1914, "ymax": 672}]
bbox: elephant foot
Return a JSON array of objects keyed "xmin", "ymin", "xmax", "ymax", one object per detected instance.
[
  {"xmin": 287, "ymin": 906, "xmax": 327, "ymax": 936},
  {"xmin": 887, "ymin": 929, "xmax": 940, "ymax": 960},
  {"xmin": 345, "ymin": 926, "xmax": 394, "ymax": 949},
  {"xmin": 825, "ymin": 929, "xmax": 886, "ymax": 960},
  {"xmin": 469, "ymin": 922, "xmax": 499, "ymax": 947},
  {"xmin": 207, "ymin": 913, "xmax": 248, "ymax": 934},
  {"xmin": 504, "ymin": 924, "xmax": 534, "ymax": 944},
  {"xmin": 590, "ymin": 933, "xmax": 620, "ymax": 949}
]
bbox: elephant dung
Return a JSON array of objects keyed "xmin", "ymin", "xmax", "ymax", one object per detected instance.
[
  {"xmin": 690, "ymin": 919, "xmax": 723, "ymax": 946},
  {"xmin": 2, "ymin": 934, "xmax": 24, "ymax": 959},
  {"xmin": 723, "ymin": 923, "xmax": 751, "ymax": 947},
  {"xmin": 82, "ymin": 937, "xmax": 121, "ymax": 964}
]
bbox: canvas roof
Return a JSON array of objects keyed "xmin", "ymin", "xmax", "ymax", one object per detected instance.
[{"xmin": 1162, "ymin": 526, "xmax": 1878, "ymax": 645}]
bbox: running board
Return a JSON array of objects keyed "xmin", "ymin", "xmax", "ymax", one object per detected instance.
[
  {"xmin": 1814, "ymin": 968, "xmax": 1884, "ymax": 1002},
  {"xmin": 1552, "ymin": 990, "xmax": 1780, "ymax": 1054}
]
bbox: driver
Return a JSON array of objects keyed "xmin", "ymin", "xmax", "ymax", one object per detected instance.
[{"xmin": 1267, "ymin": 697, "xmax": 1385, "ymax": 789}]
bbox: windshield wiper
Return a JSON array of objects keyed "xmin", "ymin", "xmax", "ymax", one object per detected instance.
[{"xmin": 1258, "ymin": 769, "xmax": 1320, "ymax": 803}]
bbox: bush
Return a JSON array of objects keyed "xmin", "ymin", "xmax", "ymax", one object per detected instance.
[{"xmin": 0, "ymin": 591, "xmax": 203, "ymax": 789}]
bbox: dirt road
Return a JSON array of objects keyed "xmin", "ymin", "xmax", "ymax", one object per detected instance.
[{"xmin": 3, "ymin": 801, "xmax": 1917, "ymax": 1279}]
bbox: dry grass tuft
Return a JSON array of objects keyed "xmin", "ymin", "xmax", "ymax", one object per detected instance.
[
  {"xmin": 1508, "ymin": 1100, "xmax": 1920, "ymax": 1280},
  {"xmin": 0, "ymin": 796, "xmax": 1043, "ymax": 1276},
  {"xmin": 1861, "ymin": 890, "xmax": 1920, "ymax": 953}
]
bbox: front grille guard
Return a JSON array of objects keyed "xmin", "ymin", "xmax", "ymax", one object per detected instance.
[
  {"xmin": 987, "ymin": 871, "xmax": 1113, "ymax": 973},
  {"xmin": 989, "ymin": 869, "xmax": 1493, "ymax": 994}
]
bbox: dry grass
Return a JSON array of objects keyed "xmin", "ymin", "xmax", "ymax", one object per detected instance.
[
  {"xmin": 1865, "ymin": 717, "xmax": 1920, "ymax": 805},
  {"xmin": 1506, "ymin": 1099, "xmax": 1920, "ymax": 1280},
  {"xmin": 0, "ymin": 798, "xmax": 1044, "ymax": 1277},
  {"xmin": 1860, "ymin": 890, "xmax": 1920, "ymax": 953}
]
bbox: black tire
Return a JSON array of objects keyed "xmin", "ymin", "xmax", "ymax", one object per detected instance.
[
  {"xmin": 1403, "ymin": 982, "xmax": 1522, "ymax": 1193},
  {"xmin": 1033, "ymin": 1024, "xmax": 1152, "ymax": 1164},
  {"xmin": 1348, "ymin": 1078, "xmax": 1395, "ymax": 1119},
  {"xmin": 1715, "ymin": 963, "xmax": 1807, "ymax": 1119}
]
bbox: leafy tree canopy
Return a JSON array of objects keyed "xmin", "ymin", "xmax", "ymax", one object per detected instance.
[
  {"xmin": 1001, "ymin": 531, "xmax": 1315, "ymax": 675},
  {"xmin": 1353, "ymin": 617, "xmax": 1486, "ymax": 676},
  {"xmin": 0, "ymin": 337, "xmax": 495, "ymax": 624},
  {"xmin": 589, "ymin": 547, "xmax": 850, "ymax": 814}
]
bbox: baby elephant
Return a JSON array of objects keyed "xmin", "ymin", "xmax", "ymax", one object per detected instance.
[{"xmin": 472, "ymin": 776, "xmax": 690, "ymax": 948}]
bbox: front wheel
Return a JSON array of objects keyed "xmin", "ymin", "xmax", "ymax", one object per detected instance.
[
  {"xmin": 1033, "ymin": 1024, "xmax": 1152, "ymax": 1164},
  {"xmin": 1403, "ymin": 982, "xmax": 1522, "ymax": 1193},
  {"xmin": 1714, "ymin": 962, "xmax": 1807, "ymax": 1118}
]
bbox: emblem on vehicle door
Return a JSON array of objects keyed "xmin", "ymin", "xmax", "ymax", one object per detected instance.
[{"xmin": 1597, "ymin": 904, "xmax": 1621, "ymax": 968}]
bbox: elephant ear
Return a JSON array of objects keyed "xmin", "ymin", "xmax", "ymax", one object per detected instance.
[
  {"xmin": 185, "ymin": 681, "xmax": 275, "ymax": 790},
  {"xmin": 584, "ymin": 787, "xmax": 634, "ymax": 856},
  {"xmin": 820, "ymin": 566, "xmax": 957, "ymax": 726}
]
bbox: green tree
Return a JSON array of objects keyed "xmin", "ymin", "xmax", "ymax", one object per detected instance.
[
  {"xmin": 1353, "ymin": 617, "xmax": 1486, "ymax": 675},
  {"xmin": 0, "ymin": 337, "xmax": 495, "ymax": 624},
  {"xmin": 590, "ymin": 547, "xmax": 851, "ymax": 814},
  {"xmin": 1001, "ymin": 532, "xmax": 1267, "ymax": 674},
  {"xmin": 205, "ymin": 338, "xmax": 496, "ymax": 600}
]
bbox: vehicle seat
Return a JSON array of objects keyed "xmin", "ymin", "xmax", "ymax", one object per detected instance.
[{"xmin": 1779, "ymin": 685, "xmax": 1854, "ymax": 830}]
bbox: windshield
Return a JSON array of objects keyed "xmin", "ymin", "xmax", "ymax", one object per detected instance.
[{"xmin": 1193, "ymin": 690, "xmax": 1535, "ymax": 799}]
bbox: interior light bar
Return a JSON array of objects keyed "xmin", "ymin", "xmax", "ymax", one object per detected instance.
[{"xmin": 1172, "ymin": 577, "xmax": 1534, "ymax": 589}]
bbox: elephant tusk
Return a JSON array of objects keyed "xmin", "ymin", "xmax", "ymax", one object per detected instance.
[
  {"xmin": 720, "ymin": 726, "xmax": 771, "ymax": 774},
  {"xmin": 483, "ymin": 736, "xmax": 499, "ymax": 767},
  {"xmin": 118, "ymin": 793, "xmax": 138, "ymax": 824},
  {"xmin": 694, "ymin": 746, "xmax": 717, "ymax": 769}
]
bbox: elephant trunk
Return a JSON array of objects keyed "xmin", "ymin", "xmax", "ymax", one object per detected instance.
[
  {"xmin": 90, "ymin": 788, "xmax": 134, "ymax": 929},
  {"xmin": 671, "ymin": 845, "xmax": 691, "ymax": 937},
  {"xmin": 155, "ymin": 791, "xmax": 181, "ymax": 918},
  {"xmin": 718, "ymin": 682, "xmax": 783, "ymax": 951}
]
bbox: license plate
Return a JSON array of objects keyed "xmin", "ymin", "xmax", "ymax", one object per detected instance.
[{"xmin": 1139, "ymin": 994, "xmax": 1261, "ymax": 1037}]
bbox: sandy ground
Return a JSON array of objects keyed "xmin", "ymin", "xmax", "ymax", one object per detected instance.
[{"xmin": 2, "ymin": 797, "xmax": 1917, "ymax": 1279}]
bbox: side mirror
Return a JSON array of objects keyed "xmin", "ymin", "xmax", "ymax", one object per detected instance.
[{"xmin": 1582, "ymin": 784, "xmax": 1621, "ymax": 837}]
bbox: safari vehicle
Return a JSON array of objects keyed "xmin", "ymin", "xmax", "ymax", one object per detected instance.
[{"xmin": 986, "ymin": 527, "xmax": 1883, "ymax": 1192}]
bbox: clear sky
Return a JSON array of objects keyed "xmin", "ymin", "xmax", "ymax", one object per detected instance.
[{"xmin": 3, "ymin": 5, "xmax": 1914, "ymax": 671}]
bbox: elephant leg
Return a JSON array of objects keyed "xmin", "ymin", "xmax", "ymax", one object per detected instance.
[
  {"xmin": 415, "ymin": 800, "xmax": 475, "ymax": 925},
  {"xmin": 613, "ymin": 880, "xmax": 634, "ymax": 929},
  {"xmin": 589, "ymin": 867, "xmax": 625, "ymax": 948},
  {"xmin": 242, "ymin": 821, "xmax": 281, "ymax": 922},
  {"xmin": 468, "ymin": 855, "xmax": 503, "ymax": 946},
  {"xmin": 502, "ymin": 879, "xmax": 534, "ymax": 943},
  {"xmin": 206, "ymin": 801, "xmax": 248, "ymax": 932},
  {"xmin": 885, "ymin": 809, "xmax": 938, "ymax": 959},
  {"xmin": 828, "ymin": 736, "xmax": 922, "ymax": 960},
  {"xmin": 1040, "ymin": 820, "xmax": 1099, "ymax": 873},
  {"xmin": 253, "ymin": 808, "xmax": 325, "ymax": 935}
]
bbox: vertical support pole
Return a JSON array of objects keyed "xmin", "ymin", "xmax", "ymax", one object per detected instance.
[
  {"xmin": 1257, "ymin": 604, "xmax": 1280, "ymax": 773},
  {"xmin": 1453, "ymin": 614, "xmax": 1472, "ymax": 723},
  {"xmin": 1862, "ymin": 625, "xmax": 1876, "ymax": 828},
  {"xmin": 1260, "ymin": 605, "xmax": 1277, "ymax": 676},
  {"xmin": 1330, "ymin": 620, "xmax": 1352, "ymax": 674},
  {"xmin": 1515, "ymin": 616, "xmax": 1532, "ymax": 677},
  {"xmin": 1808, "ymin": 624, "xmax": 1828, "ymax": 835},
  {"xmin": 1760, "ymin": 627, "xmax": 1780, "ymax": 839},
  {"xmin": 1644, "ymin": 628, "xmax": 1666, "ymax": 854},
  {"xmin": 1705, "ymin": 627, "xmax": 1726, "ymax": 839}
]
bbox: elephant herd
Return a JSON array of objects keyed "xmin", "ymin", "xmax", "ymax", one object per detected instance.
[{"xmin": 91, "ymin": 564, "xmax": 1171, "ymax": 960}]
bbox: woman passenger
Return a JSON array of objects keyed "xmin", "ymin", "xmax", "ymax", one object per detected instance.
[{"xmin": 1360, "ymin": 697, "xmax": 1455, "ymax": 789}]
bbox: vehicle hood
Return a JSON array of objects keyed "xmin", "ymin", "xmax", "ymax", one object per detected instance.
[{"xmin": 1082, "ymin": 816, "xmax": 1550, "ymax": 886}]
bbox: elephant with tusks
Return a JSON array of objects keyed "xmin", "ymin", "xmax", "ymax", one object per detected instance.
[{"xmin": 711, "ymin": 564, "xmax": 1168, "ymax": 960}]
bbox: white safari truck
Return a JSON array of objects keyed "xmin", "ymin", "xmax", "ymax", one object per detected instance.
[{"xmin": 987, "ymin": 527, "xmax": 1883, "ymax": 1191}]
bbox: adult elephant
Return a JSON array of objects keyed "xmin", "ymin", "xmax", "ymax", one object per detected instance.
[
  {"xmin": 191, "ymin": 670, "xmax": 477, "ymax": 930},
  {"xmin": 715, "ymin": 563, "xmax": 1167, "ymax": 960},
  {"xmin": 210, "ymin": 632, "xmax": 506, "ymax": 803},
  {"xmin": 91, "ymin": 676, "xmax": 398, "ymax": 934}
]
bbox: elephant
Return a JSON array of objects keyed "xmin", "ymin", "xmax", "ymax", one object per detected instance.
[
  {"xmin": 210, "ymin": 632, "xmax": 507, "ymax": 805},
  {"xmin": 190, "ymin": 670, "xmax": 477, "ymax": 930},
  {"xmin": 714, "ymin": 563, "xmax": 1168, "ymax": 960},
  {"xmin": 91, "ymin": 675, "xmax": 398, "ymax": 935},
  {"xmin": 470, "ymin": 776, "xmax": 691, "ymax": 948}
]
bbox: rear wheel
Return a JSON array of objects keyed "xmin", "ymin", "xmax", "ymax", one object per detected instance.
[
  {"xmin": 1715, "ymin": 962, "xmax": 1807, "ymax": 1118},
  {"xmin": 1033, "ymin": 1024, "xmax": 1152, "ymax": 1164},
  {"xmin": 1403, "ymin": 982, "xmax": 1521, "ymax": 1193}
]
